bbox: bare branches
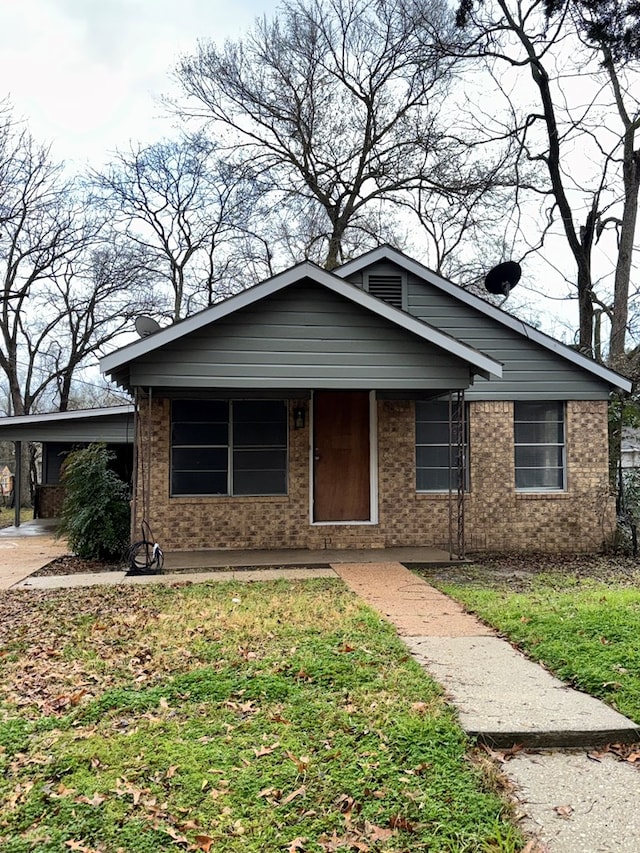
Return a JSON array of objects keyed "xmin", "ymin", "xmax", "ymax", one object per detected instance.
[
  {"xmin": 456, "ymin": 0, "xmax": 640, "ymax": 361},
  {"xmin": 174, "ymin": 0, "xmax": 459, "ymax": 269}
]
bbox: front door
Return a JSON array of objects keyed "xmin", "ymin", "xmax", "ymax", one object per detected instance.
[{"xmin": 313, "ymin": 391, "xmax": 371, "ymax": 522}]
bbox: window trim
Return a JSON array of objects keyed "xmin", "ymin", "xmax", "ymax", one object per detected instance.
[
  {"xmin": 170, "ymin": 399, "xmax": 288, "ymax": 497},
  {"xmin": 514, "ymin": 401, "xmax": 566, "ymax": 492}
]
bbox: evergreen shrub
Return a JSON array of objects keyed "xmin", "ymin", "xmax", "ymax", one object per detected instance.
[{"xmin": 58, "ymin": 443, "xmax": 130, "ymax": 560}]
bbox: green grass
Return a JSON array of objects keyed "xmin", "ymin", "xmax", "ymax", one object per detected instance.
[
  {"xmin": 436, "ymin": 570, "xmax": 640, "ymax": 723},
  {"xmin": 0, "ymin": 579, "xmax": 522, "ymax": 852}
]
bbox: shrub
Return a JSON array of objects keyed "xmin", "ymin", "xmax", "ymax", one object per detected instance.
[{"xmin": 58, "ymin": 444, "xmax": 130, "ymax": 560}]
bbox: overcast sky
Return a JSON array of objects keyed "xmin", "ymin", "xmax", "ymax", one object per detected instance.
[{"xmin": 0, "ymin": 0, "xmax": 269, "ymax": 169}]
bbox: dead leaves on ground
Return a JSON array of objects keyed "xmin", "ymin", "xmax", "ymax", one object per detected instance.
[{"xmin": 588, "ymin": 741, "xmax": 640, "ymax": 765}]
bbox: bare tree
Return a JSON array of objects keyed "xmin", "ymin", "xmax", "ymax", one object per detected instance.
[
  {"xmin": 0, "ymin": 108, "xmax": 88, "ymax": 415},
  {"xmin": 0, "ymin": 103, "xmax": 151, "ymax": 418},
  {"xmin": 92, "ymin": 135, "xmax": 262, "ymax": 320},
  {"xmin": 455, "ymin": 0, "xmax": 640, "ymax": 363},
  {"xmin": 174, "ymin": 0, "xmax": 463, "ymax": 270}
]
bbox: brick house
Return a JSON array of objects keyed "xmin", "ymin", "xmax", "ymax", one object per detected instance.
[{"xmin": 98, "ymin": 246, "xmax": 629, "ymax": 555}]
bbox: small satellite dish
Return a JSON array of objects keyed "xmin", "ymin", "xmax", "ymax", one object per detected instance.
[
  {"xmin": 484, "ymin": 261, "xmax": 521, "ymax": 296},
  {"xmin": 135, "ymin": 315, "xmax": 161, "ymax": 338}
]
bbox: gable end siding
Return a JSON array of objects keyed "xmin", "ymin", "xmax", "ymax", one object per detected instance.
[
  {"xmin": 406, "ymin": 275, "xmax": 609, "ymax": 400},
  {"xmin": 126, "ymin": 282, "xmax": 473, "ymax": 391}
]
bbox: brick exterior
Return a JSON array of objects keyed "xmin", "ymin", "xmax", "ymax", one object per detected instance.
[
  {"xmin": 134, "ymin": 397, "xmax": 615, "ymax": 554},
  {"xmin": 35, "ymin": 484, "xmax": 65, "ymax": 518}
]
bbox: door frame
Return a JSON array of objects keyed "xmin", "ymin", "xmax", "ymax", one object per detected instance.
[{"xmin": 309, "ymin": 390, "xmax": 378, "ymax": 525}]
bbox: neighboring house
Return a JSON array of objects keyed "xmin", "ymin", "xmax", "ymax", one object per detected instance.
[
  {"xmin": 0, "ymin": 407, "xmax": 134, "ymax": 522},
  {"xmin": 0, "ymin": 465, "xmax": 13, "ymax": 499},
  {"xmin": 94, "ymin": 245, "xmax": 630, "ymax": 555},
  {"xmin": 622, "ymin": 427, "xmax": 640, "ymax": 472}
]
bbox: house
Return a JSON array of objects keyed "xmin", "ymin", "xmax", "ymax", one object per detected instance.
[
  {"xmin": 622, "ymin": 428, "xmax": 640, "ymax": 472},
  {"xmin": 96, "ymin": 246, "xmax": 630, "ymax": 555},
  {"xmin": 0, "ymin": 465, "xmax": 13, "ymax": 500}
]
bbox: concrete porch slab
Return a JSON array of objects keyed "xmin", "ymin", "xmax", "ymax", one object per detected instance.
[{"xmin": 161, "ymin": 545, "xmax": 457, "ymax": 571}]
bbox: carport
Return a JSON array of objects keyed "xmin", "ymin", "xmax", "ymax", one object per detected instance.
[{"xmin": 0, "ymin": 406, "xmax": 134, "ymax": 527}]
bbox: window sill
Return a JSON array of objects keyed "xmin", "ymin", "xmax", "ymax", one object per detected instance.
[
  {"xmin": 415, "ymin": 492, "xmax": 469, "ymax": 500},
  {"xmin": 515, "ymin": 491, "xmax": 569, "ymax": 500},
  {"xmin": 170, "ymin": 495, "xmax": 289, "ymax": 503}
]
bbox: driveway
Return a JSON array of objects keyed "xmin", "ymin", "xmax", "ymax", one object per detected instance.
[{"xmin": 0, "ymin": 521, "xmax": 68, "ymax": 589}]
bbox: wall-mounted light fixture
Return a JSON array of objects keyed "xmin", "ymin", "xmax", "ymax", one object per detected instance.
[{"xmin": 293, "ymin": 406, "xmax": 306, "ymax": 429}]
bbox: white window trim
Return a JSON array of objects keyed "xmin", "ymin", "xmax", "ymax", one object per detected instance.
[{"xmin": 514, "ymin": 401, "xmax": 566, "ymax": 492}]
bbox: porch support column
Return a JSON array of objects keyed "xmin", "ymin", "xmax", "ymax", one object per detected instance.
[{"xmin": 13, "ymin": 440, "xmax": 21, "ymax": 528}]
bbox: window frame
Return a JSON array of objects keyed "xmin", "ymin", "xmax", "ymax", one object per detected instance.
[
  {"xmin": 170, "ymin": 399, "xmax": 288, "ymax": 497},
  {"xmin": 415, "ymin": 398, "xmax": 469, "ymax": 494},
  {"xmin": 514, "ymin": 401, "xmax": 566, "ymax": 492}
]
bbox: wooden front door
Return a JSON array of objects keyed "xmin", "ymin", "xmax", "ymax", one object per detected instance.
[{"xmin": 313, "ymin": 391, "xmax": 371, "ymax": 522}]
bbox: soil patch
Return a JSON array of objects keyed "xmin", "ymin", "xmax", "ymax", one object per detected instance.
[
  {"xmin": 414, "ymin": 552, "xmax": 640, "ymax": 591},
  {"xmin": 31, "ymin": 554, "xmax": 125, "ymax": 576}
]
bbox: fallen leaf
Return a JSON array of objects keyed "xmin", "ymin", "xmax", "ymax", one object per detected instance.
[
  {"xmin": 194, "ymin": 834, "xmax": 216, "ymax": 852},
  {"xmin": 388, "ymin": 815, "xmax": 414, "ymax": 832},
  {"xmin": 75, "ymin": 792, "xmax": 107, "ymax": 807},
  {"xmin": 285, "ymin": 750, "xmax": 310, "ymax": 773},
  {"xmin": 254, "ymin": 742, "xmax": 280, "ymax": 757},
  {"xmin": 281, "ymin": 785, "xmax": 306, "ymax": 805},
  {"xmin": 554, "ymin": 804, "xmax": 574, "ymax": 818},
  {"xmin": 366, "ymin": 820, "xmax": 395, "ymax": 841},
  {"xmin": 288, "ymin": 837, "xmax": 308, "ymax": 852}
]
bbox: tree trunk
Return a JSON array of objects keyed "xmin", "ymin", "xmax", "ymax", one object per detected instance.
[{"xmin": 609, "ymin": 147, "xmax": 640, "ymax": 364}]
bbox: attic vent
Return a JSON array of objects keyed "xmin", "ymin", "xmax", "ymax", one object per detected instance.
[{"xmin": 367, "ymin": 274, "xmax": 403, "ymax": 309}]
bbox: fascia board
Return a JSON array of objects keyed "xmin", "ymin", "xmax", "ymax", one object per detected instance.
[
  {"xmin": 0, "ymin": 405, "xmax": 134, "ymax": 428},
  {"xmin": 336, "ymin": 246, "xmax": 632, "ymax": 393},
  {"xmin": 101, "ymin": 260, "xmax": 502, "ymax": 380}
]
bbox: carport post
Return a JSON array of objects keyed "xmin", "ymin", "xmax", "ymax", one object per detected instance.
[{"xmin": 13, "ymin": 440, "xmax": 21, "ymax": 528}]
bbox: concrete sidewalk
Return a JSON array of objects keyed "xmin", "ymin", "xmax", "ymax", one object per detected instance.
[
  {"xmin": 0, "ymin": 522, "xmax": 68, "ymax": 590},
  {"xmin": 333, "ymin": 562, "xmax": 640, "ymax": 853}
]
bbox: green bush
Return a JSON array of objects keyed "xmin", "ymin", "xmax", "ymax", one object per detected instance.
[{"xmin": 58, "ymin": 444, "xmax": 130, "ymax": 560}]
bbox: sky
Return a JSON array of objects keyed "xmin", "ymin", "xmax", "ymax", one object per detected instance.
[
  {"xmin": 0, "ymin": 0, "xmax": 583, "ymax": 341},
  {"xmin": 0, "ymin": 0, "xmax": 269, "ymax": 169}
]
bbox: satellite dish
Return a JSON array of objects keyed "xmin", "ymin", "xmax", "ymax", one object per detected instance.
[
  {"xmin": 484, "ymin": 261, "xmax": 521, "ymax": 296},
  {"xmin": 135, "ymin": 315, "xmax": 161, "ymax": 338}
]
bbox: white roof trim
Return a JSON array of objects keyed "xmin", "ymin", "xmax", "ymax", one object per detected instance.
[
  {"xmin": 0, "ymin": 405, "xmax": 134, "ymax": 428},
  {"xmin": 101, "ymin": 262, "xmax": 503, "ymax": 380},
  {"xmin": 336, "ymin": 246, "xmax": 632, "ymax": 393}
]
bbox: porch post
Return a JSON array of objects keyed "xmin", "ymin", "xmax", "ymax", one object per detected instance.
[{"xmin": 13, "ymin": 440, "xmax": 21, "ymax": 528}]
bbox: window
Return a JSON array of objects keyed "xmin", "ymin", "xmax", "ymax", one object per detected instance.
[
  {"xmin": 416, "ymin": 399, "xmax": 468, "ymax": 492},
  {"xmin": 514, "ymin": 402, "xmax": 565, "ymax": 490},
  {"xmin": 171, "ymin": 400, "xmax": 287, "ymax": 496}
]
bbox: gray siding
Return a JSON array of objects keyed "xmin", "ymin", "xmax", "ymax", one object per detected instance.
[
  {"xmin": 0, "ymin": 413, "xmax": 134, "ymax": 443},
  {"xmin": 403, "ymin": 275, "xmax": 609, "ymax": 400},
  {"xmin": 127, "ymin": 281, "xmax": 474, "ymax": 391}
]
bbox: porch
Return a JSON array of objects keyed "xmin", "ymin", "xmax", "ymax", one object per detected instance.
[{"xmin": 160, "ymin": 544, "xmax": 458, "ymax": 572}]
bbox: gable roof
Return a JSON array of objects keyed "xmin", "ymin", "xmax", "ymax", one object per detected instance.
[
  {"xmin": 100, "ymin": 261, "xmax": 503, "ymax": 385},
  {"xmin": 0, "ymin": 405, "xmax": 134, "ymax": 443},
  {"xmin": 336, "ymin": 246, "xmax": 632, "ymax": 394}
]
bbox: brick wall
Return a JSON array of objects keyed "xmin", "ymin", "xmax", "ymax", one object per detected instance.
[
  {"xmin": 134, "ymin": 396, "xmax": 615, "ymax": 553},
  {"xmin": 35, "ymin": 484, "xmax": 65, "ymax": 518}
]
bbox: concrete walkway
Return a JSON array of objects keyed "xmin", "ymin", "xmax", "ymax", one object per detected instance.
[
  {"xmin": 5, "ymin": 544, "xmax": 640, "ymax": 851},
  {"xmin": 0, "ymin": 522, "xmax": 68, "ymax": 590},
  {"xmin": 333, "ymin": 562, "xmax": 640, "ymax": 853}
]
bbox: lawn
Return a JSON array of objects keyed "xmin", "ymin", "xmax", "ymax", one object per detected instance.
[
  {"xmin": 0, "ymin": 578, "xmax": 522, "ymax": 853},
  {"xmin": 0, "ymin": 506, "xmax": 33, "ymax": 528},
  {"xmin": 427, "ymin": 557, "xmax": 640, "ymax": 725}
]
